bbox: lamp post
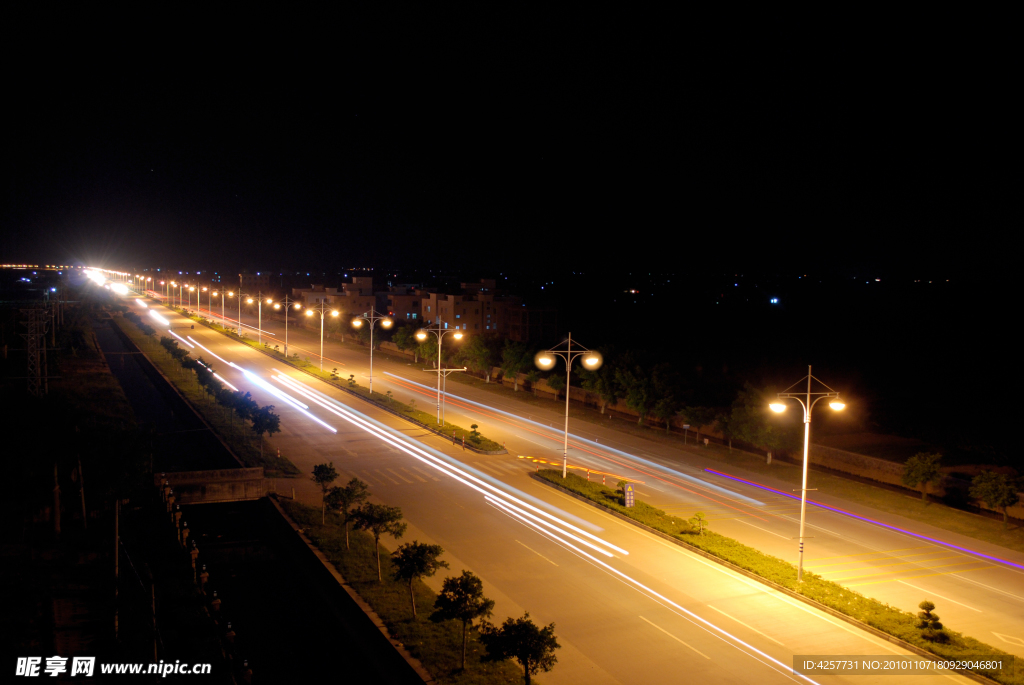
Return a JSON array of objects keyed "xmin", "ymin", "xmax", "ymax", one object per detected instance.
[
  {"xmin": 414, "ymin": 323, "xmax": 465, "ymax": 424},
  {"xmin": 535, "ymin": 333, "xmax": 603, "ymax": 478},
  {"xmin": 274, "ymin": 296, "xmax": 302, "ymax": 358},
  {"xmin": 352, "ymin": 306, "xmax": 393, "ymax": 395},
  {"xmin": 306, "ymin": 302, "xmax": 339, "ymax": 371},
  {"xmin": 769, "ymin": 365, "xmax": 845, "ymax": 582},
  {"xmin": 246, "ymin": 294, "xmax": 272, "ymax": 346},
  {"xmin": 188, "ymin": 286, "xmax": 195, "ymax": 312}
]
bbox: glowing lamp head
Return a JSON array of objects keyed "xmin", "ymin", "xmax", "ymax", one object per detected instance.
[
  {"xmin": 829, "ymin": 400, "xmax": 846, "ymax": 411},
  {"xmin": 202, "ymin": 287, "xmax": 207, "ymax": 291},
  {"xmin": 273, "ymin": 304, "xmax": 280, "ymax": 309},
  {"xmin": 582, "ymin": 351, "xmax": 604, "ymax": 370},
  {"xmin": 266, "ymin": 298, "xmax": 272, "ymax": 304},
  {"xmin": 769, "ymin": 402, "xmax": 787, "ymax": 413},
  {"xmin": 294, "ymin": 303, "xmax": 301, "ymax": 309},
  {"xmin": 415, "ymin": 331, "xmax": 427, "ymax": 340},
  {"xmin": 305, "ymin": 310, "xmax": 314, "ymax": 317},
  {"xmin": 331, "ymin": 310, "xmax": 339, "ymax": 317},
  {"xmin": 352, "ymin": 318, "xmax": 363, "ymax": 328},
  {"xmin": 535, "ymin": 352, "xmax": 555, "ymax": 370},
  {"xmin": 453, "ymin": 331, "xmax": 464, "ymax": 340},
  {"xmin": 228, "ymin": 291, "xmax": 234, "ymax": 296},
  {"xmin": 189, "ymin": 286, "xmax": 194, "ymax": 291},
  {"xmin": 381, "ymin": 318, "xmax": 393, "ymax": 328},
  {"xmin": 247, "ymin": 298, "xmax": 254, "ymax": 304}
]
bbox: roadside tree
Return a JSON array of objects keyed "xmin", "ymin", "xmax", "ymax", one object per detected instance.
[
  {"xmin": 902, "ymin": 452, "xmax": 943, "ymax": 502},
  {"xmin": 480, "ymin": 612, "xmax": 560, "ymax": 685},
  {"xmin": 311, "ymin": 462, "xmax": 340, "ymax": 524},
  {"xmin": 430, "ymin": 570, "xmax": 495, "ymax": 671},
  {"xmin": 391, "ymin": 542, "xmax": 449, "ymax": 619},
  {"xmin": 250, "ymin": 405, "xmax": 281, "ymax": 460},
  {"xmin": 325, "ymin": 477, "xmax": 369, "ymax": 547},
  {"xmin": 969, "ymin": 471, "xmax": 1020, "ymax": 528},
  {"xmin": 352, "ymin": 503, "xmax": 407, "ymax": 581}
]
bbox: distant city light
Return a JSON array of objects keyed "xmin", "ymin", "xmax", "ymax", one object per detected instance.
[{"xmin": 770, "ymin": 298, "xmax": 779, "ymax": 304}]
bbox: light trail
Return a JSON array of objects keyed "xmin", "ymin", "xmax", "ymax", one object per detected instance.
[
  {"xmin": 214, "ymin": 373, "xmax": 239, "ymax": 391},
  {"xmin": 486, "ymin": 492, "xmax": 824, "ymax": 685},
  {"xmin": 150, "ymin": 310, "xmax": 170, "ymax": 325},
  {"xmin": 229, "ymin": 365, "xmax": 337, "ymax": 434},
  {"xmin": 136, "ymin": 300, "xmax": 148, "ymax": 308},
  {"xmin": 167, "ymin": 330, "xmax": 194, "ymax": 347},
  {"xmin": 271, "ymin": 371, "xmax": 627, "ymax": 555},
  {"xmin": 483, "ymin": 495, "xmax": 613, "ymax": 558},
  {"xmin": 706, "ymin": 469, "xmax": 1024, "ymax": 572},
  {"xmin": 187, "ymin": 336, "xmax": 231, "ymax": 365}
]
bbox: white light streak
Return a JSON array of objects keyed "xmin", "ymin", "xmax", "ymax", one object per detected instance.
[{"xmin": 167, "ymin": 330, "xmax": 194, "ymax": 347}]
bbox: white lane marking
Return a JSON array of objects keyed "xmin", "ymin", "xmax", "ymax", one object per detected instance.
[
  {"xmin": 638, "ymin": 616, "xmax": 710, "ymax": 659},
  {"xmin": 387, "ymin": 468, "xmax": 414, "ymax": 484},
  {"xmin": 539, "ymin": 486, "xmax": 906, "ymax": 655},
  {"xmin": 474, "ymin": 462, "xmax": 505, "ymax": 478},
  {"xmin": 948, "ymin": 575, "xmax": 1024, "ymax": 603},
  {"xmin": 706, "ymin": 605, "xmax": 785, "ymax": 646},
  {"xmin": 735, "ymin": 519, "xmax": 792, "ymax": 541},
  {"xmin": 897, "ymin": 581, "xmax": 982, "ymax": 612},
  {"xmin": 409, "ymin": 465, "xmax": 440, "ymax": 482},
  {"xmin": 405, "ymin": 468, "xmax": 428, "ymax": 483},
  {"xmin": 515, "ymin": 540, "xmax": 559, "ymax": 567},
  {"xmin": 992, "ymin": 632, "xmax": 1024, "ymax": 647},
  {"xmin": 376, "ymin": 469, "xmax": 401, "ymax": 485}
]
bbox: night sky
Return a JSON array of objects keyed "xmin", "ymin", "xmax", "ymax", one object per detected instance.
[{"xmin": 4, "ymin": 10, "xmax": 1016, "ymax": 277}]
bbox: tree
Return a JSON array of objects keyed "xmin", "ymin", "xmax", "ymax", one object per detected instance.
[
  {"xmin": 524, "ymin": 369, "xmax": 540, "ymax": 395},
  {"xmin": 461, "ymin": 336, "xmax": 496, "ymax": 382},
  {"xmin": 391, "ymin": 542, "xmax": 449, "ymax": 619},
  {"xmin": 721, "ymin": 384, "xmax": 791, "ymax": 455},
  {"xmin": 325, "ymin": 477, "xmax": 369, "ymax": 547},
  {"xmin": 615, "ymin": 361, "xmax": 656, "ymax": 425},
  {"xmin": 431, "ymin": 571, "xmax": 495, "ymax": 671},
  {"xmin": 902, "ymin": 452, "xmax": 943, "ymax": 502},
  {"xmin": 352, "ymin": 503, "xmax": 407, "ymax": 581},
  {"xmin": 392, "ymin": 326, "xmax": 418, "ymax": 361},
  {"xmin": 544, "ymin": 372, "xmax": 565, "ymax": 398},
  {"xmin": 500, "ymin": 341, "xmax": 530, "ymax": 390},
  {"xmin": 250, "ymin": 405, "xmax": 281, "ymax": 460},
  {"xmin": 577, "ymin": 359, "xmax": 620, "ymax": 414},
  {"xmin": 480, "ymin": 612, "xmax": 560, "ymax": 685},
  {"xmin": 311, "ymin": 462, "xmax": 340, "ymax": 524},
  {"xmin": 970, "ymin": 471, "xmax": 1020, "ymax": 528},
  {"xmin": 678, "ymin": 406, "xmax": 718, "ymax": 444},
  {"xmin": 418, "ymin": 336, "xmax": 438, "ymax": 367},
  {"xmin": 689, "ymin": 512, "xmax": 708, "ymax": 535},
  {"xmin": 916, "ymin": 600, "xmax": 947, "ymax": 642}
]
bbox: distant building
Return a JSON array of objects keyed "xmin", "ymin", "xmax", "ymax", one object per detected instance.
[
  {"xmin": 507, "ymin": 305, "xmax": 558, "ymax": 342},
  {"xmin": 291, "ymin": 284, "xmax": 340, "ymax": 307},
  {"xmin": 239, "ymin": 273, "xmax": 272, "ymax": 293}
]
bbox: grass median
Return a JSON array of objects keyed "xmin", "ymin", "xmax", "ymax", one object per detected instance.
[
  {"xmin": 113, "ymin": 314, "xmax": 299, "ymax": 476},
  {"xmin": 176, "ymin": 309, "xmax": 504, "ymax": 452},
  {"xmin": 279, "ymin": 498, "xmax": 524, "ymax": 685},
  {"xmin": 535, "ymin": 469, "xmax": 1022, "ymax": 685}
]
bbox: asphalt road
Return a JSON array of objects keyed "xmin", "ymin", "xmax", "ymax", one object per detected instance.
[
  {"xmin": 205, "ymin": 300, "xmax": 1024, "ymax": 663},
  {"xmin": 133, "ymin": 291, "xmax": 991, "ymax": 684}
]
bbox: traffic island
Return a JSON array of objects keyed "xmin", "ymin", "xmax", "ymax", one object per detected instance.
[{"xmin": 531, "ymin": 469, "xmax": 1020, "ymax": 685}]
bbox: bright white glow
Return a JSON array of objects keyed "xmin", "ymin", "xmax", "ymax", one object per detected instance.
[
  {"xmin": 306, "ymin": 310, "xmax": 314, "ymax": 317},
  {"xmin": 584, "ymin": 356, "xmax": 598, "ymax": 366},
  {"xmin": 453, "ymin": 331, "xmax": 463, "ymax": 339},
  {"xmin": 829, "ymin": 401, "xmax": 846, "ymax": 411},
  {"xmin": 232, "ymin": 366, "xmax": 337, "ymax": 434},
  {"xmin": 416, "ymin": 331, "xmax": 427, "ymax": 340},
  {"xmin": 187, "ymin": 337, "xmax": 229, "ymax": 365},
  {"xmin": 330, "ymin": 310, "xmax": 339, "ymax": 317},
  {"xmin": 352, "ymin": 318, "xmax": 363, "ymax": 327},
  {"xmin": 149, "ymin": 310, "xmax": 170, "ymax": 325},
  {"xmin": 112, "ymin": 283, "xmax": 130, "ymax": 295},
  {"xmin": 214, "ymin": 373, "xmax": 239, "ymax": 391},
  {"xmin": 537, "ymin": 356, "xmax": 553, "ymax": 368},
  {"xmin": 769, "ymin": 403, "xmax": 787, "ymax": 413},
  {"xmin": 167, "ymin": 330, "xmax": 194, "ymax": 347},
  {"xmin": 381, "ymin": 318, "xmax": 393, "ymax": 328},
  {"xmin": 272, "ymin": 372, "xmax": 627, "ymax": 556},
  {"xmin": 484, "ymin": 496, "xmax": 612, "ymax": 558},
  {"xmin": 136, "ymin": 300, "xmax": 148, "ymax": 308}
]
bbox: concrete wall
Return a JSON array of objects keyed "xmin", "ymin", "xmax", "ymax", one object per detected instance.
[{"xmin": 155, "ymin": 467, "xmax": 266, "ymax": 504}]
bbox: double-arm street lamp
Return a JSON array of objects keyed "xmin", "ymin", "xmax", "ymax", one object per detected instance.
[
  {"xmin": 187, "ymin": 286, "xmax": 195, "ymax": 311},
  {"xmin": 535, "ymin": 333, "xmax": 603, "ymax": 478},
  {"xmin": 212, "ymin": 289, "xmax": 234, "ymax": 326},
  {"xmin": 306, "ymin": 302, "xmax": 339, "ymax": 371},
  {"xmin": 415, "ymin": 324, "xmax": 464, "ymax": 424},
  {"xmin": 352, "ymin": 307, "xmax": 392, "ymax": 395},
  {"xmin": 245, "ymin": 294, "xmax": 273, "ymax": 346},
  {"xmin": 769, "ymin": 365, "xmax": 845, "ymax": 582},
  {"xmin": 274, "ymin": 295, "xmax": 302, "ymax": 358}
]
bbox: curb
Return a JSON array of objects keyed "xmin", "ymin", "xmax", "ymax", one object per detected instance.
[
  {"xmin": 179, "ymin": 308, "xmax": 507, "ymax": 455},
  {"xmin": 529, "ymin": 472, "xmax": 1004, "ymax": 685},
  {"xmin": 268, "ymin": 497, "xmax": 435, "ymax": 684}
]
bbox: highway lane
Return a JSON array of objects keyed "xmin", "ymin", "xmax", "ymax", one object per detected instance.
[
  {"xmin": 199, "ymin": 298, "xmax": 1024, "ymax": 660},
  {"xmin": 128, "ymin": 292, "xmax": 977, "ymax": 684}
]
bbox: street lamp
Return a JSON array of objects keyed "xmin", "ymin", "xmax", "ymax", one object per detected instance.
[
  {"xmin": 415, "ymin": 323, "xmax": 465, "ymax": 424},
  {"xmin": 306, "ymin": 303, "xmax": 339, "ymax": 371},
  {"xmin": 275, "ymin": 296, "xmax": 302, "ymax": 358},
  {"xmin": 188, "ymin": 286, "xmax": 195, "ymax": 312},
  {"xmin": 769, "ymin": 365, "xmax": 845, "ymax": 582},
  {"xmin": 352, "ymin": 307, "xmax": 393, "ymax": 395},
  {"xmin": 245, "ymin": 295, "xmax": 272, "ymax": 346},
  {"xmin": 535, "ymin": 333, "xmax": 603, "ymax": 478}
]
